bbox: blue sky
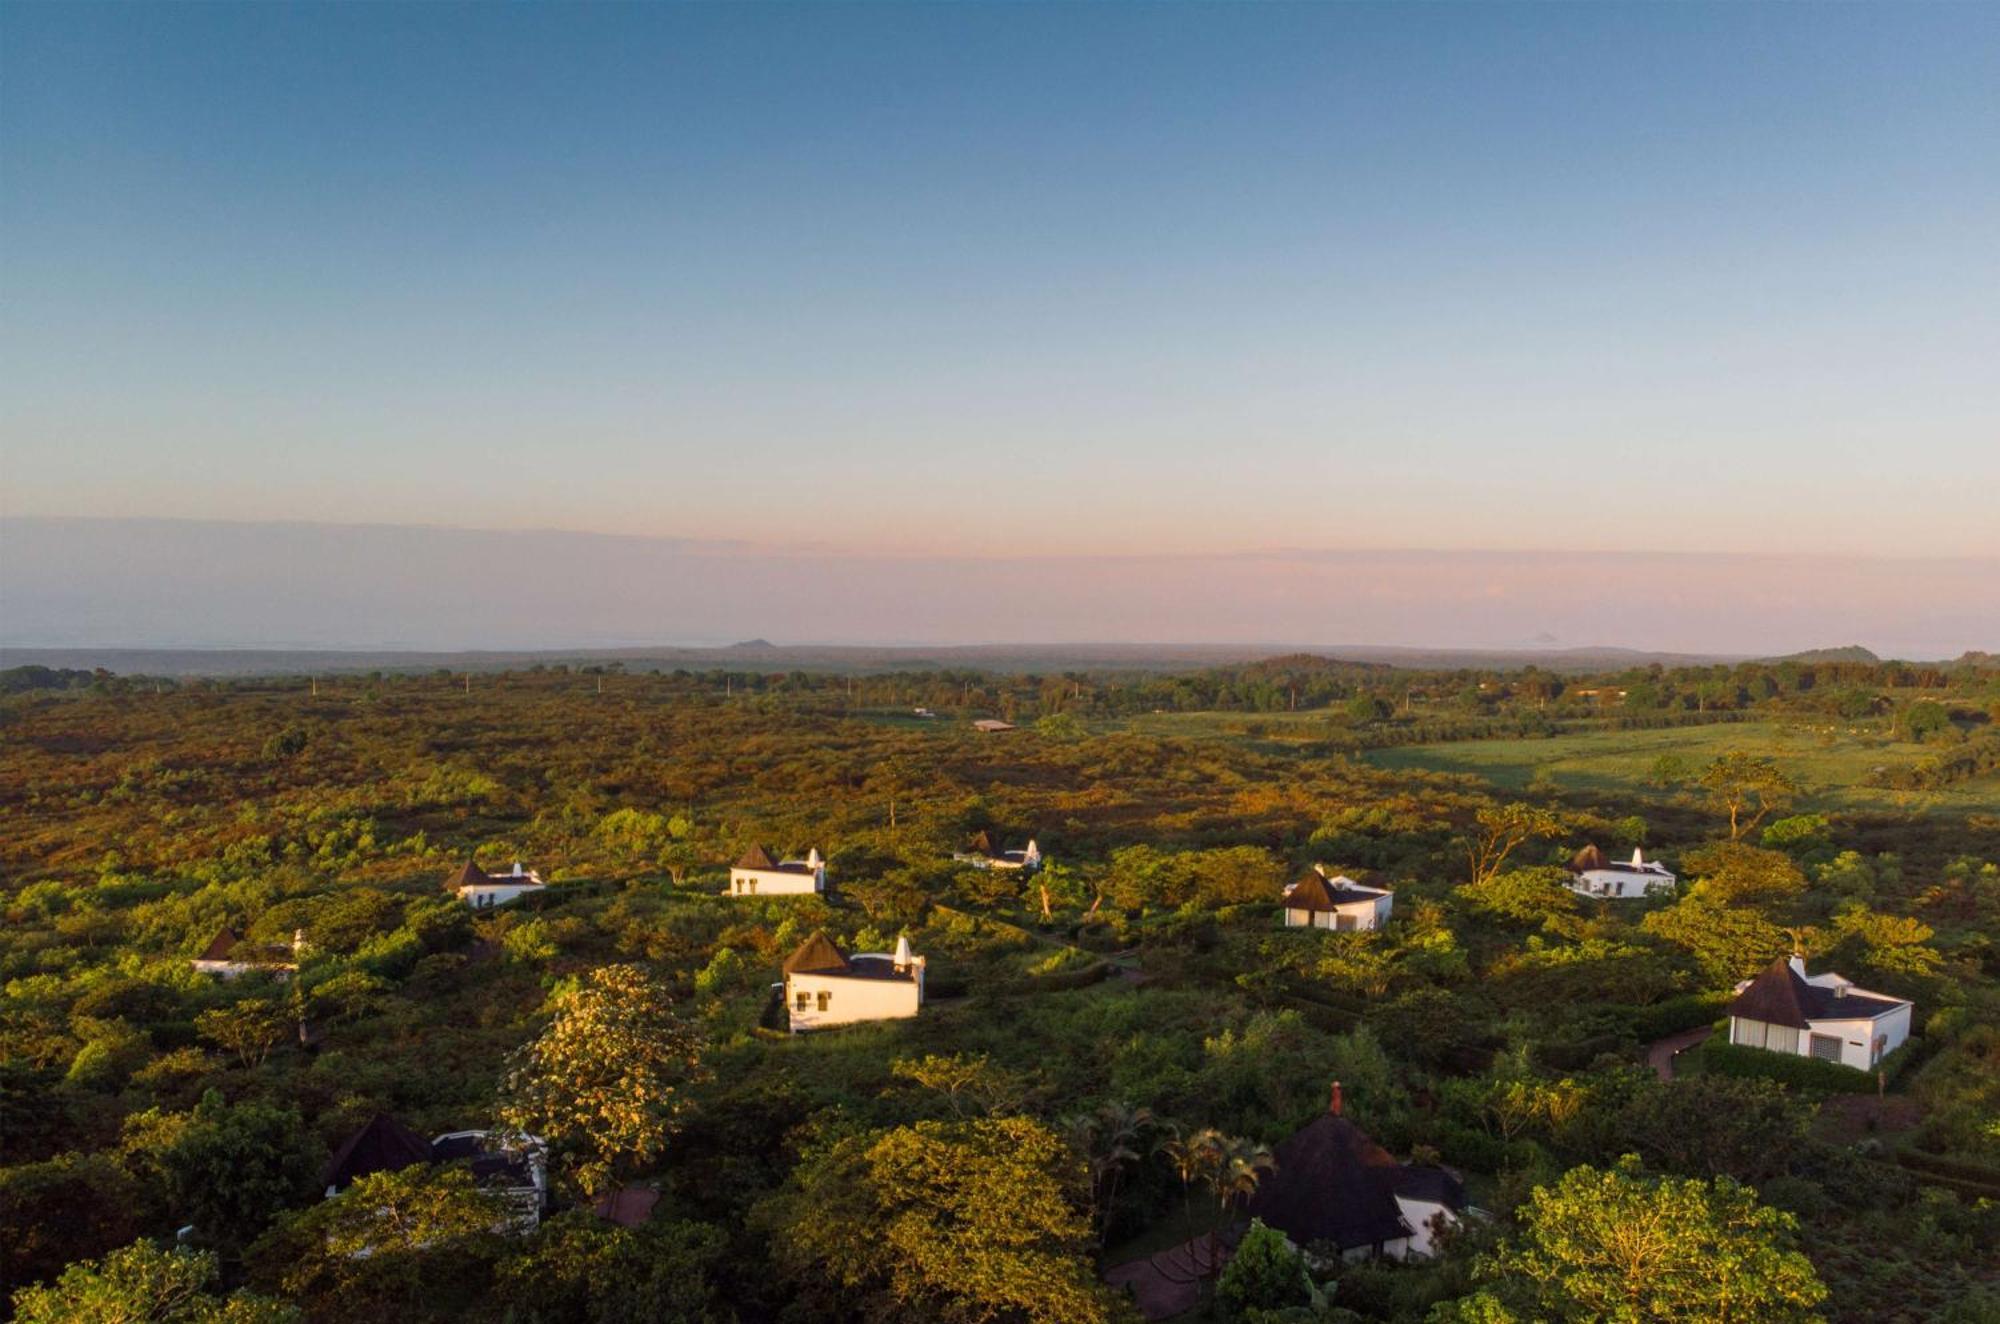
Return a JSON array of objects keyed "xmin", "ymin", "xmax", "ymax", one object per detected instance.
[{"xmin": 2, "ymin": 4, "xmax": 1996, "ymax": 649}]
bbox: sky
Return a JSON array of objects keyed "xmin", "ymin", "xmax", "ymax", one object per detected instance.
[{"xmin": 2, "ymin": 4, "xmax": 1997, "ymax": 653}]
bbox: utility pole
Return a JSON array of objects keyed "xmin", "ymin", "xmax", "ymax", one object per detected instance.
[{"xmin": 464, "ymin": 673, "xmax": 471, "ymax": 696}]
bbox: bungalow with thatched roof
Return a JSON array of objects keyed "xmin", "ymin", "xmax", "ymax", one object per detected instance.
[
  {"xmin": 321, "ymin": 1113, "xmax": 548, "ymax": 1231},
  {"xmin": 780, "ymin": 930, "xmax": 925, "ymax": 1032},
  {"xmin": 191, "ymin": 927, "xmax": 301, "ymax": 979},
  {"xmin": 448, "ymin": 859, "xmax": 545, "ymax": 909},
  {"xmin": 952, "ymin": 831, "xmax": 1043, "ymax": 872},
  {"xmin": 1564, "ymin": 844, "xmax": 1675, "ymax": 898},
  {"xmin": 1281, "ymin": 869, "xmax": 1392, "ymax": 931},
  {"xmin": 1726, "ymin": 954, "xmax": 1912, "ymax": 1072},
  {"xmin": 730, "ymin": 845, "xmax": 825, "ymax": 897},
  {"xmin": 1244, "ymin": 1083, "xmax": 1464, "ymax": 1262}
]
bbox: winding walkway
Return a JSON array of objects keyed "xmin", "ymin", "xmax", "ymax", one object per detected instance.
[{"xmin": 1646, "ymin": 1025, "xmax": 1712, "ymax": 1081}]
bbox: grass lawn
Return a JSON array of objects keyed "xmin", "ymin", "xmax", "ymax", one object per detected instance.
[{"xmin": 1363, "ymin": 720, "xmax": 2000, "ymax": 814}]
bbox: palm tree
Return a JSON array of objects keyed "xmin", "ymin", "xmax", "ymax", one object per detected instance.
[
  {"xmin": 1071, "ymin": 1101, "xmax": 1153, "ymax": 1245},
  {"xmin": 1208, "ymin": 1134, "xmax": 1275, "ymax": 1213},
  {"xmin": 1157, "ymin": 1124, "xmax": 1225, "ymax": 1251}
]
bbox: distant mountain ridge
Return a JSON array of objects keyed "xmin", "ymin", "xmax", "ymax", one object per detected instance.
[
  {"xmin": 2, "ymin": 640, "xmax": 1934, "ymax": 679},
  {"xmin": 1761, "ymin": 645, "xmax": 1881, "ymax": 665}
]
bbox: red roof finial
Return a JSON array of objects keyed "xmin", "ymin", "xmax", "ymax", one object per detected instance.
[{"xmin": 1329, "ymin": 1081, "xmax": 1344, "ymax": 1116}]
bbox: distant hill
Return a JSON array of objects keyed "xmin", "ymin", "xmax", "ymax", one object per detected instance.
[
  {"xmin": 0, "ymin": 640, "xmax": 1748, "ymax": 679},
  {"xmin": 1761, "ymin": 645, "xmax": 1882, "ymax": 665}
]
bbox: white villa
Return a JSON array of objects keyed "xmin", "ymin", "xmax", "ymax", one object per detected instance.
[
  {"xmin": 191, "ymin": 928, "xmax": 301, "ymax": 979},
  {"xmin": 1282, "ymin": 870, "xmax": 1393, "ymax": 931},
  {"xmin": 450, "ymin": 859, "xmax": 546, "ymax": 909},
  {"xmin": 730, "ymin": 845, "xmax": 826, "ymax": 896},
  {"xmin": 780, "ymin": 931, "xmax": 925, "ymax": 1032},
  {"xmin": 1244, "ymin": 1083, "xmax": 1465, "ymax": 1262},
  {"xmin": 1564, "ymin": 844, "xmax": 1676, "ymax": 898},
  {"xmin": 1726, "ymin": 954, "xmax": 1913, "ymax": 1072},
  {"xmin": 952, "ymin": 831, "xmax": 1043, "ymax": 872},
  {"xmin": 321, "ymin": 1114, "xmax": 548, "ymax": 1231}
]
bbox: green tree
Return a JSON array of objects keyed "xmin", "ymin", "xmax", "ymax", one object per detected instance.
[
  {"xmin": 1456, "ymin": 866, "xmax": 1580, "ymax": 926},
  {"xmin": 1699, "ymin": 754, "xmax": 1799, "ymax": 840},
  {"xmin": 194, "ymin": 999, "xmax": 288, "ymax": 1070},
  {"xmin": 1452, "ymin": 1157, "xmax": 1826, "ymax": 1322},
  {"xmin": 249, "ymin": 1165, "xmax": 507, "ymax": 1320},
  {"xmin": 494, "ymin": 1211, "xmax": 730, "ymax": 1324},
  {"xmin": 0, "ymin": 1151, "xmax": 147, "ymax": 1295},
  {"xmin": 1641, "ymin": 899, "xmax": 1786, "ymax": 983},
  {"xmin": 761, "ymin": 1116, "xmax": 1112, "ymax": 1324},
  {"xmin": 1216, "ymin": 1219, "xmax": 1310, "ymax": 1318},
  {"xmin": 1464, "ymin": 804, "xmax": 1566, "ymax": 888},
  {"xmin": 1828, "ymin": 905, "xmax": 1943, "ymax": 981},
  {"xmin": 12, "ymin": 1240, "xmax": 297, "ymax": 1324},
  {"xmin": 500, "ymin": 964, "xmax": 709, "ymax": 1198},
  {"xmin": 120, "ymin": 1090, "xmax": 318, "ymax": 1250}
]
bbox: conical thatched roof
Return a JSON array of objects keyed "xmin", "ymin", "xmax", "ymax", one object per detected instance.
[
  {"xmin": 1569, "ymin": 844, "xmax": 1609, "ymax": 873},
  {"xmin": 735, "ymin": 845, "xmax": 777, "ymax": 870},
  {"xmin": 448, "ymin": 859, "xmax": 489, "ymax": 890},
  {"xmin": 320, "ymin": 1113, "xmax": 433, "ymax": 1191},
  {"xmin": 198, "ymin": 928, "xmax": 241, "ymax": 961},
  {"xmin": 782, "ymin": 931, "xmax": 851, "ymax": 975}
]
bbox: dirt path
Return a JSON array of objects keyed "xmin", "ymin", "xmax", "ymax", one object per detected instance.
[{"xmin": 1647, "ymin": 1025, "xmax": 1712, "ymax": 1081}]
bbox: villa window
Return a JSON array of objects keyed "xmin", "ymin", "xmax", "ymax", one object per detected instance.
[
  {"xmin": 795, "ymin": 991, "xmax": 809, "ymax": 1011},
  {"xmin": 817, "ymin": 991, "xmax": 830, "ymax": 1011}
]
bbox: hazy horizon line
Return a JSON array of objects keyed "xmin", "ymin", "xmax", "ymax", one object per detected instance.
[{"xmin": 10, "ymin": 513, "xmax": 1998, "ymax": 569}]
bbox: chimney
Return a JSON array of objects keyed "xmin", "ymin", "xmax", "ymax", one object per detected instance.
[
  {"xmin": 1631, "ymin": 847, "xmax": 1645, "ymax": 867},
  {"xmin": 807, "ymin": 847, "xmax": 823, "ymax": 869},
  {"xmin": 894, "ymin": 933, "xmax": 913, "ymax": 973},
  {"xmin": 1329, "ymin": 1081, "xmax": 1344, "ymax": 1116},
  {"xmin": 292, "ymin": 928, "xmax": 306, "ymax": 955},
  {"xmin": 512, "ymin": 861, "xmax": 524, "ymax": 878},
  {"xmin": 1788, "ymin": 952, "xmax": 1808, "ymax": 978}
]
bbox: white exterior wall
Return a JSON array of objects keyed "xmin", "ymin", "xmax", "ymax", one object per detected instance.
[
  {"xmin": 1569, "ymin": 868, "xmax": 1674, "ymax": 898},
  {"xmin": 730, "ymin": 867, "xmax": 823, "ymax": 896},
  {"xmin": 1393, "ymin": 1197, "xmax": 1456, "ymax": 1258},
  {"xmin": 785, "ymin": 964, "xmax": 923, "ymax": 1031},
  {"xmin": 1732, "ymin": 1003, "xmax": 1911, "ymax": 1071},
  {"xmin": 191, "ymin": 959, "xmax": 293, "ymax": 980},
  {"xmin": 1283, "ymin": 894, "xmax": 1392, "ymax": 931},
  {"xmin": 459, "ymin": 882, "xmax": 543, "ymax": 909}
]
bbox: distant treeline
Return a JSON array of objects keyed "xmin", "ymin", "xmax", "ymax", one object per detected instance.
[{"xmin": 8, "ymin": 653, "xmax": 1996, "ymax": 732}]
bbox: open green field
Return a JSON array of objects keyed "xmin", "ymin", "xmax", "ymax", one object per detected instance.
[{"xmin": 1364, "ymin": 720, "xmax": 2000, "ymax": 814}]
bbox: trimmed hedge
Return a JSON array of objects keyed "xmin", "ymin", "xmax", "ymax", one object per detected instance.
[
  {"xmin": 1696, "ymin": 1037, "xmax": 1920, "ymax": 1093},
  {"xmin": 1628, "ymin": 992, "xmax": 1733, "ymax": 1042}
]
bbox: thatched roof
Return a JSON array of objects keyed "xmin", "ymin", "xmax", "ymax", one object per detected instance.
[
  {"xmin": 734, "ymin": 845, "xmax": 778, "ymax": 871},
  {"xmin": 1245, "ymin": 1103, "xmax": 1461, "ymax": 1252},
  {"xmin": 1569, "ymin": 844, "xmax": 1610, "ymax": 873},
  {"xmin": 321, "ymin": 1113, "xmax": 433, "ymax": 1191},
  {"xmin": 448, "ymin": 859, "xmax": 489, "ymax": 891},
  {"xmin": 1284, "ymin": 873, "xmax": 1388, "ymax": 911},
  {"xmin": 1728, "ymin": 957, "xmax": 1906, "ymax": 1027},
  {"xmin": 198, "ymin": 928, "xmax": 241, "ymax": 961},
  {"xmin": 782, "ymin": 931, "xmax": 851, "ymax": 975}
]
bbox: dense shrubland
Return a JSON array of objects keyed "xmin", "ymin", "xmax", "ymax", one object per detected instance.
[{"xmin": 2, "ymin": 663, "xmax": 1996, "ymax": 1322}]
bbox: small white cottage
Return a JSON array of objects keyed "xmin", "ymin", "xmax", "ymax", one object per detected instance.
[
  {"xmin": 730, "ymin": 846, "xmax": 826, "ymax": 896},
  {"xmin": 780, "ymin": 931, "xmax": 925, "ymax": 1032},
  {"xmin": 191, "ymin": 928, "xmax": 301, "ymax": 979},
  {"xmin": 1564, "ymin": 844, "xmax": 1675, "ymax": 898},
  {"xmin": 1282, "ymin": 871, "xmax": 1393, "ymax": 931},
  {"xmin": 1726, "ymin": 954, "xmax": 1913, "ymax": 1072},
  {"xmin": 952, "ymin": 831, "xmax": 1043, "ymax": 872},
  {"xmin": 450, "ymin": 859, "xmax": 546, "ymax": 909}
]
